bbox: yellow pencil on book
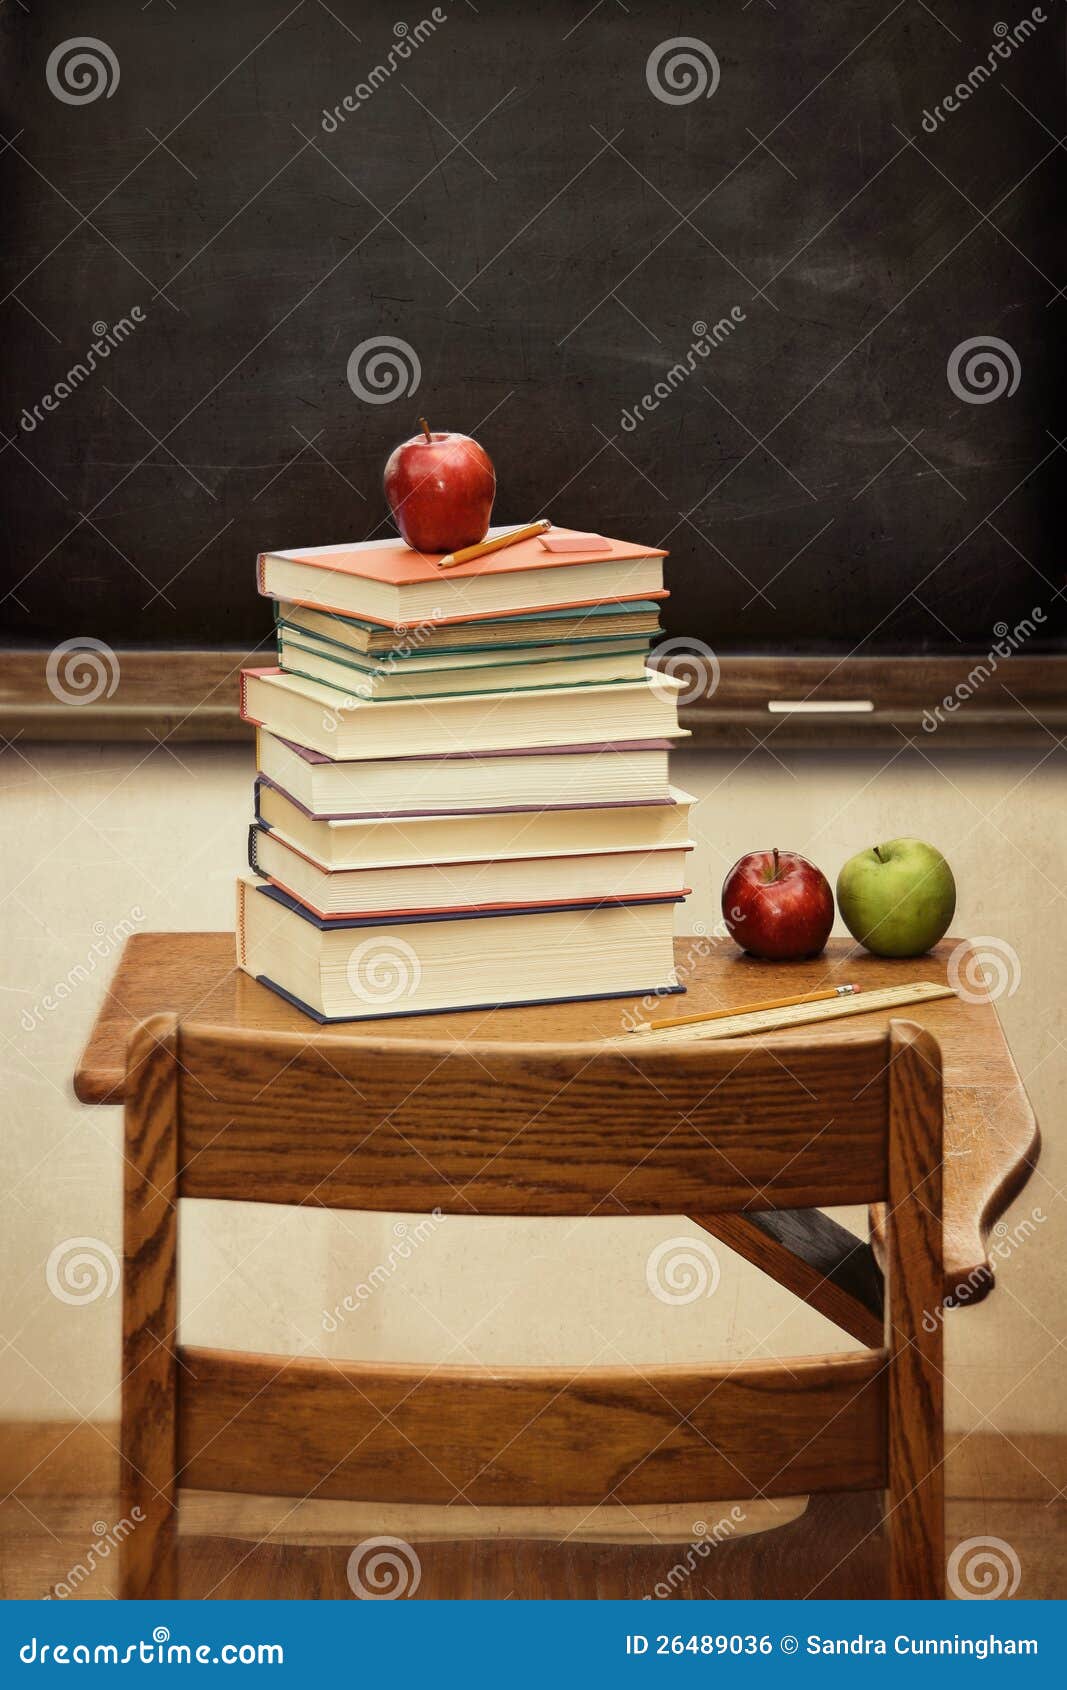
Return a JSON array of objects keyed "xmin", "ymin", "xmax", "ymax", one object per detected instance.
[{"xmin": 438, "ymin": 518, "xmax": 552, "ymax": 569}]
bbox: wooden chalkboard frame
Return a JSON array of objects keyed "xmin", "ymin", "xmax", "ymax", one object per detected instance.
[{"xmin": 2, "ymin": 651, "xmax": 1064, "ymax": 748}]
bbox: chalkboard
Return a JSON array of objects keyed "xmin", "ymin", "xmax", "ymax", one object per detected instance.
[{"xmin": 2, "ymin": 0, "xmax": 1064, "ymax": 654}]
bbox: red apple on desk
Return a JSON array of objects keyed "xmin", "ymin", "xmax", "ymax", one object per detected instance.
[
  {"xmin": 722, "ymin": 848, "xmax": 835, "ymax": 960},
  {"xmin": 383, "ymin": 418, "xmax": 496, "ymax": 553}
]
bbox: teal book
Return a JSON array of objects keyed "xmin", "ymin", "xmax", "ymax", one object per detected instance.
[
  {"xmin": 273, "ymin": 597, "xmax": 662, "ymax": 658},
  {"xmin": 275, "ymin": 625, "xmax": 653, "ymax": 701}
]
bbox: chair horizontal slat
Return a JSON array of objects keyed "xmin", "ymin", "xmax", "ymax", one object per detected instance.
[
  {"xmin": 177, "ymin": 1346, "xmax": 888, "ymax": 1506},
  {"xmin": 176, "ymin": 1027, "xmax": 890, "ymax": 1213}
]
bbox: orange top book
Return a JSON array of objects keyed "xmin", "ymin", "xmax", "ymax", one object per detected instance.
[{"xmin": 257, "ymin": 525, "xmax": 667, "ymax": 627}]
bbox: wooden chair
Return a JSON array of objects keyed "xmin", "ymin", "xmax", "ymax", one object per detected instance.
[{"xmin": 119, "ymin": 1013, "xmax": 945, "ymax": 1599}]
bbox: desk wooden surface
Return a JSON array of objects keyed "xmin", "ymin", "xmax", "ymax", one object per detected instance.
[{"xmin": 75, "ymin": 932, "xmax": 1038, "ymax": 1310}]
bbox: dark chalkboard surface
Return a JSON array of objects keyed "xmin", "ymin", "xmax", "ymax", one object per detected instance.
[{"xmin": 1, "ymin": 0, "xmax": 1063, "ymax": 654}]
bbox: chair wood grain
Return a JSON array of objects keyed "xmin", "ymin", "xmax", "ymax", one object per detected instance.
[
  {"xmin": 173, "ymin": 1025, "xmax": 889, "ymax": 1214},
  {"xmin": 885, "ymin": 1020, "xmax": 945, "ymax": 1600},
  {"xmin": 176, "ymin": 1347, "xmax": 888, "ymax": 1507},
  {"xmin": 103, "ymin": 967, "xmax": 996, "ymax": 1595},
  {"xmin": 75, "ymin": 932, "xmax": 1039, "ymax": 1305},
  {"xmin": 692, "ymin": 1210, "xmax": 884, "ymax": 1347},
  {"xmin": 120, "ymin": 1015, "xmax": 180, "ymax": 1600}
]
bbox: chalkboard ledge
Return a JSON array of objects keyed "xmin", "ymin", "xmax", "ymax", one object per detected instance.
[{"xmin": 0, "ymin": 650, "xmax": 1064, "ymax": 750}]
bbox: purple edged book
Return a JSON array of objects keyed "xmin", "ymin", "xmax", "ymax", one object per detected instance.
[
  {"xmin": 255, "ymin": 728, "xmax": 679, "ymax": 816},
  {"xmin": 236, "ymin": 877, "xmax": 684, "ymax": 1023}
]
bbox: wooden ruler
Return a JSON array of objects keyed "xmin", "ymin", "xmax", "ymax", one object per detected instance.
[{"xmin": 626, "ymin": 980, "xmax": 956, "ymax": 1043}]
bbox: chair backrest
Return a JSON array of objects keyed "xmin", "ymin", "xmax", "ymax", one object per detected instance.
[{"xmin": 120, "ymin": 1014, "xmax": 944, "ymax": 1600}]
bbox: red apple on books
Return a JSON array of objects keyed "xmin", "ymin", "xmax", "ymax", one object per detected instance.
[
  {"xmin": 383, "ymin": 418, "xmax": 496, "ymax": 553},
  {"xmin": 722, "ymin": 848, "xmax": 834, "ymax": 961}
]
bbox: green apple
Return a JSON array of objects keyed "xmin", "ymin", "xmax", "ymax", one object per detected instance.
[{"xmin": 836, "ymin": 838, "xmax": 956, "ymax": 958}]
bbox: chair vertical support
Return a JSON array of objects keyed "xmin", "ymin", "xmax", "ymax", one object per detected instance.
[
  {"xmin": 120, "ymin": 1014, "xmax": 180, "ymax": 1599},
  {"xmin": 885, "ymin": 1019, "xmax": 945, "ymax": 1599}
]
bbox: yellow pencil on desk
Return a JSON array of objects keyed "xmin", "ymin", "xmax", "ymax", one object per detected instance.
[
  {"xmin": 629, "ymin": 980, "xmax": 956, "ymax": 1041},
  {"xmin": 438, "ymin": 518, "xmax": 552, "ymax": 569},
  {"xmin": 643, "ymin": 983, "xmax": 862, "ymax": 1032}
]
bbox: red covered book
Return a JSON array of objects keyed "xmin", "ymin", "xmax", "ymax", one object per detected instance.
[{"xmin": 257, "ymin": 525, "xmax": 667, "ymax": 626}]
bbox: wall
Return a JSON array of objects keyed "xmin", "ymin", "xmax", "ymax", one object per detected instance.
[{"xmin": 2, "ymin": 739, "xmax": 1062, "ymax": 1437}]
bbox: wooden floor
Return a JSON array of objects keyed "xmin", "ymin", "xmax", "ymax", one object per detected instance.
[{"xmin": 2, "ymin": 1486, "xmax": 1064, "ymax": 1600}]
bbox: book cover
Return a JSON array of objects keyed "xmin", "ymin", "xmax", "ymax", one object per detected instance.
[
  {"xmin": 274, "ymin": 598, "xmax": 665, "ymax": 653},
  {"xmin": 259, "ymin": 527, "xmax": 666, "ymax": 588},
  {"xmin": 253, "ymin": 772, "xmax": 678, "ymax": 823},
  {"xmin": 252, "ymin": 877, "xmax": 685, "ymax": 931},
  {"xmin": 257, "ymin": 729, "xmax": 676, "ymax": 768},
  {"xmin": 241, "ymin": 881, "xmax": 686, "ymax": 1024}
]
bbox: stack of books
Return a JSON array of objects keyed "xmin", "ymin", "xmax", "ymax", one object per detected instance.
[{"xmin": 235, "ymin": 526, "xmax": 694, "ymax": 1021}]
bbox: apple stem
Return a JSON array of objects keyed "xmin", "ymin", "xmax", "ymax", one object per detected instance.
[
  {"xmin": 418, "ymin": 416, "xmax": 432, "ymax": 443},
  {"xmin": 874, "ymin": 845, "xmax": 885, "ymax": 863},
  {"xmin": 772, "ymin": 847, "xmax": 780, "ymax": 880}
]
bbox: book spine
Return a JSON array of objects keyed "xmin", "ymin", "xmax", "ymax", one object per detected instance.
[
  {"xmin": 235, "ymin": 879, "xmax": 248, "ymax": 969},
  {"xmin": 278, "ymin": 587, "xmax": 670, "ymax": 628},
  {"xmin": 247, "ymin": 824, "xmax": 262, "ymax": 875},
  {"xmin": 238, "ymin": 670, "xmax": 267, "ymax": 728}
]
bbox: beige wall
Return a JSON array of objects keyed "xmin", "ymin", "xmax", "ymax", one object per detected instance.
[{"xmin": 2, "ymin": 739, "xmax": 1063, "ymax": 1437}]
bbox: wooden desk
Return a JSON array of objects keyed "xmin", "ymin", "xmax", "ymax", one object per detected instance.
[{"xmin": 75, "ymin": 932, "xmax": 1038, "ymax": 1345}]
